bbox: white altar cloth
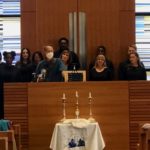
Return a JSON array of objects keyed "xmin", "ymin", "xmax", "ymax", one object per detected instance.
[{"xmin": 50, "ymin": 119, "xmax": 105, "ymax": 150}]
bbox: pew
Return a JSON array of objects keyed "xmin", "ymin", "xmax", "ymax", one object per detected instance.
[
  {"xmin": 13, "ymin": 124, "xmax": 21, "ymax": 150},
  {"xmin": 0, "ymin": 137, "xmax": 8, "ymax": 150},
  {"xmin": 0, "ymin": 130, "xmax": 16, "ymax": 150},
  {"xmin": 0, "ymin": 124, "xmax": 21, "ymax": 150}
]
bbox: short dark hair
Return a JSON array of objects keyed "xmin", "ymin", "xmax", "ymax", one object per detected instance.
[
  {"xmin": 97, "ymin": 45, "xmax": 106, "ymax": 55},
  {"xmin": 32, "ymin": 51, "xmax": 43, "ymax": 62},
  {"xmin": 58, "ymin": 37, "xmax": 69, "ymax": 44},
  {"xmin": 97, "ymin": 45, "xmax": 106, "ymax": 51},
  {"xmin": 3, "ymin": 51, "xmax": 16, "ymax": 60}
]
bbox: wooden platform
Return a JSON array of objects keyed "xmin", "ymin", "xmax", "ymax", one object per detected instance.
[{"xmin": 3, "ymin": 81, "xmax": 150, "ymax": 150}]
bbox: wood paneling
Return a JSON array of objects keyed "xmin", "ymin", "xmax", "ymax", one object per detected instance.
[
  {"xmin": 21, "ymin": 0, "xmax": 135, "ymax": 77},
  {"xmin": 28, "ymin": 82, "xmax": 129, "ymax": 150},
  {"xmin": 35, "ymin": 0, "xmax": 77, "ymax": 50},
  {"xmin": 4, "ymin": 83, "xmax": 28, "ymax": 150},
  {"xmin": 5, "ymin": 81, "xmax": 150, "ymax": 149},
  {"xmin": 129, "ymin": 81, "xmax": 150, "ymax": 149},
  {"xmin": 0, "ymin": 137, "xmax": 8, "ymax": 150},
  {"xmin": 119, "ymin": 0, "xmax": 135, "ymax": 11},
  {"xmin": 79, "ymin": 0, "xmax": 120, "ymax": 12},
  {"xmin": 119, "ymin": 11, "xmax": 135, "ymax": 67},
  {"xmin": 79, "ymin": 0, "xmax": 120, "ymax": 73},
  {"xmin": 21, "ymin": 0, "xmax": 36, "ymax": 12},
  {"xmin": 21, "ymin": 12, "xmax": 37, "ymax": 51}
]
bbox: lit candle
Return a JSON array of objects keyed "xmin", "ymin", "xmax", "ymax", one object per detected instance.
[
  {"xmin": 75, "ymin": 91, "xmax": 79, "ymax": 98},
  {"xmin": 62, "ymin": 93, "xmax": 66, "ymax": 99},
  {"xmin": 89, "ymin": 92, "xmax": 92, "ymax": 98}
]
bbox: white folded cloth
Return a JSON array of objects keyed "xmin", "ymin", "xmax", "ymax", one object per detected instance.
[
  {"xmin": 63, "ymin": 119, "xmax": 90, "ymax": 128},
  {"xmin": 142, "ymin": 123, "xmax": 150, "ymax": 129}
]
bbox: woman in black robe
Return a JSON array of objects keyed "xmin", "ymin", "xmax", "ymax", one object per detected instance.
[
  {"xmin": 89, "ymin": 54, "xmax": 113, "ymax": 81},
  {"xmin": 120, "ymin": 52, "xmax": 146, "ymax": 80},
  {"xmin": 15, "ymin": 48, "xmax": 33, "ymax": 82},
  {"xmin": 1, "ymin": 51, "xmax": 18, "ymax": 82}
]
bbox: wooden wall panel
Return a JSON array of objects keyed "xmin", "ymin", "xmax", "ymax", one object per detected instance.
[
  {"xmin": 28, "ymin": 82, "xmax": 129, "ymax": 150},
  {"xmin": 119, "ymin": 12, "xmax": 135, "ymax": 66},
  {"xmin": 21, "ymin": 0, "xmax": 135, "ymax": 78},
  {"xmin": 119, "ymin": 0, "xmax": 135, "ymax": 11},
  {"xmin": 35, "ymin": 0, "xmax": 77, "ymax": 50},
  {"xmin": 79, "ymin": 0, "xmax": 120, "ymax": 12},
  {"xmin": 129, "ymin": 81, "xmax": 150, "ymax": 150},
  {"xmin": 21, "ymin": 0, "xmax": 36, "ymax": 12},
  {"xmin": 21, "ymin": 12, "xmax": 37, "ymax": 51},
  {"xmin": 4, "ymin": 81, "xmax": 150, "ymax": 150},
  {"xmin": 4, "ymin": 83, "xmax": 28, "ymax": 150}
]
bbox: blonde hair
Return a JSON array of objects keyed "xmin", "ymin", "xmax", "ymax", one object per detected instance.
[{"xmin": 94, "ymin": 54, "xmax": 107, "ymax": 68}]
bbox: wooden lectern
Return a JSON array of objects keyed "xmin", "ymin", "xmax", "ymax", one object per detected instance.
[{"xmin": 63, "ymin": 70, "xmax": 86, "ymax": 82}]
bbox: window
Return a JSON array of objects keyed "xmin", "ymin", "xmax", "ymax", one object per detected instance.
[
  {"xmin": 0, "ymin": 0, "xmax": 21, "ymax": 63},
  {"xmin": 135, "ymin": 0, "xmax": 150, "ymax": 70}
]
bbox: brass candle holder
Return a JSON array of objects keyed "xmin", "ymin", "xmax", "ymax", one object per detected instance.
[
  {"xmin": 88, "ymin": 92, "xmax": 95, "ymax": 122},
  {"xmin": 75, "ymin": 91, "xmax": 80, "ymax": 119},
  {"xmin": 60, "ymin": 93, "xmax": 67, "ymax": 122}
]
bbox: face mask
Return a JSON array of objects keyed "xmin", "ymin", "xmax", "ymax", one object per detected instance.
[{"xmin": 46, "ymin": 52, "xmax": 53, "ymax": 60}]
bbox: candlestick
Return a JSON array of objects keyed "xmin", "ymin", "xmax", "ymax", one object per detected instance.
[
  {"xmin": 88, "ymin": 92, "xmax": 95, "ymax": 122},
  {"xmin": 88, "ymin": 92, "xmax": 92, "ymax": 99},
  {"xmin": 60, "ymin": 93, "xmax": 67, "ymax": 122},
  {"xmin": 63, "ymin": 93, "xmax": 66, "ymax": 99},
  {"xmin": 75, "ymin": 91, "xmax": 79, "ymax": 98},
  {"xmin": 75, "ymin": 91, "xmax": 80, "ymax": 119}
]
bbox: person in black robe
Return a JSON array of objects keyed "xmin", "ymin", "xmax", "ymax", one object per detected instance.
[
  {"xmin": 89, "ymin": 45, "xmax": 114, "ymax": 79},
  {"xmin": 15, "ymin": 48, "xmax": 33, "ymax": 82},
  {"xmin": 89, "ymin": 54, "xmax": 113, "ymax": 81},
  {"xmin": 0, "ymin": 51, "xmax": 18, "ymax": 118},
  {"xmin": 31, "ymin": 51, "xmax": 43, "ymax": 81},
  {"xmin": 2, "ymin": 51, "xmax": 18, "ymax": 82},
  {"xmin": 60, "ymin": 48, "xmax": 78, "ymax": 70},
  {"xmin": 54, "ymin": 37, "xmax": 80, "ymax": 70},
  {"xmin": 119, "ymin": 52, "xmax": 146, "ymax": 80},
  {"xmin": 118, "ymin": 44, "xmax": 145, "ymax": 80}
]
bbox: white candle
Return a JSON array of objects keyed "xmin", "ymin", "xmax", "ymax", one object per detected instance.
[
  {"xmin": 62, "ymin": 93, "xmax": 66, "ymax": 99},
  {"xmin": 75, "ymin": 91, "xmax": 79, "ymax": 98},
  {"xmin": 89, "ymin": 92, "xmax": 92, "ymax": 98}
]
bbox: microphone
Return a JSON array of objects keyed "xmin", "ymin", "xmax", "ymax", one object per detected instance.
[
  {"xmin": 73, "ymin": 65, "xmax": 76, "ymax": 71},
  {"xmin": 41, "ymin": 69, "xmax": 47, "ymax": 80},
  {"xmin": 72, "ymin": 63, "xmax": 77, "ymax": 73}
]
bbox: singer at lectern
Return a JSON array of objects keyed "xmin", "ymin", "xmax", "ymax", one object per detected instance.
[{"xmin": 36, "ymin": 45, "xmax": 67, "ymax": 82}]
